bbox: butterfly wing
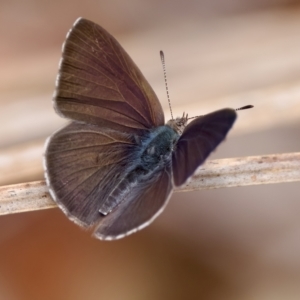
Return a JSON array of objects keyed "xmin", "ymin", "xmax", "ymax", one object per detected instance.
[
  {"xmin": 45, "ymin": 18, "xmax": 168, "ymax": 230},
  {"xmin": 44, "ymin": 121, "xmax": 143, "ymax": 227},
  {"xmin": 172, "ymin": 108, "xmax": 237, "ymax": 186},
  {"xmin": 93, "ymin": 164, "xmax": 173, "ymax": 240},
  {"xmin": 54, "ymin": 18, "xmax": 164, "ymax": 133}
]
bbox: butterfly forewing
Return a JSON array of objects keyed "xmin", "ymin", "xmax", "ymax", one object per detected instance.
[
  {"xmin": 172, "ymin": 109, "xmax": 237, "ymax": 186},
  {"xmin": 55, "ymin": 18, "xmax": 164, "ymax": 133}
]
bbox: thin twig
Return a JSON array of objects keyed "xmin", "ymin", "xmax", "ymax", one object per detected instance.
[
  {"xmin": 0, "ymin": 152, "xmax": 299, "ymax": 216},
  {"xmin": 178, "ymin": 152, "xmax": 300, "ymax": 191}
]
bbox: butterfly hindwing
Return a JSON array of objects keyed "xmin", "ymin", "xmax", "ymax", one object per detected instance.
[
  {"xmin": 44, "ymin": 121, "xmax": 145, "ymax": 227},
  {"xmin": 94, "ymin": 164, "xmax": 173, "ymax": 240},
  {"xmin": 172, "ymin": 109, "xmax": 237, "ymax": 186}
]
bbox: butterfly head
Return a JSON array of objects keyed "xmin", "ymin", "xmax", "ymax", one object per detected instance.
[{"xmin": 166, "ymin": 112, "xmax": 189, "ymax": 134}]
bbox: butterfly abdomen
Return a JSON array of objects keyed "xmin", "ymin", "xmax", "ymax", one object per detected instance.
[{"xmin": 98, "ymin": 126, "xmax": 178, "ymax": 215}]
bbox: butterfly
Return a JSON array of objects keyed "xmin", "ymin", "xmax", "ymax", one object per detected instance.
[{"xmin": 44, "ymin": 18, "xmax": 243, "ymax": 240}]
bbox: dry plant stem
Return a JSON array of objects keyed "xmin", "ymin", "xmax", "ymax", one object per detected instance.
[
  {"xmin": 0, "ymin": 181, "xmax": 56, "ymax": 215},
  {"xmin": 179, "ymin": 152, "xmax": 300, "ymax": 192},
  {"xmin": 0, "ymin": 152, "xmax": 299, "ymax": 216}
]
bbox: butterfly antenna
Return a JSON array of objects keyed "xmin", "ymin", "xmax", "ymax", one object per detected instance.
[
  {"xmin": 160, "ymin": 50, "xmax": 174, "ymax": 120},
  {"xmin": 236, "ymin": 105, "xmax": 254, "ymax": 111},
  {"xmin": 186, "ymin": 104, "xmax": 254, "ymax": 121}
]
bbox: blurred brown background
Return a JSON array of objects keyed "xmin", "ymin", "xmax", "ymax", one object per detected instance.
[{"xmin": 1, "ymin": 0, "xmax": 300, "ymax": 299}]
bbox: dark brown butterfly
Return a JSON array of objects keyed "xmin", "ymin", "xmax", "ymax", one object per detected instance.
[{"xmin": 44, "ymin": 18, "xmax": 239, "ymax": 240}]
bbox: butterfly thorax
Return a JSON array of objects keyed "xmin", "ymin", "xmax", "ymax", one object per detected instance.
[
  {"xmin": 166, "ymin": 113, "xmax": 188, "ymax": 135},
  {"xmin": 140, "ymin": 126, "xmax": 179, "ymax": 171}
]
